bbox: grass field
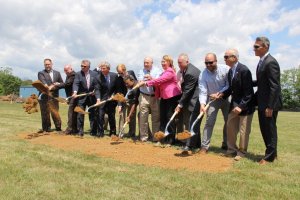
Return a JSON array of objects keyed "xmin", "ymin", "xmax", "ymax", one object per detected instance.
[{"xmin": 0, "ymin": 101, "xmax": 299, "ymax": 200}]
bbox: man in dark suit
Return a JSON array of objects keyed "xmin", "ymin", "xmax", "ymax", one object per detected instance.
[
  {"xmin": 97, "ymin": 61, "xmax": 118, "ymax": 137},
  {"xmin": 72, "ymin": 60, "xmax": 100, "ymax": 137},
  {"xmin": 220, "ymin": 49, "xmax": 255, "ymax": 161},
  {"xmin": 175, "ymin": 53, "xmax": 201, "ymax": 153},
  {"xmin": 62, "ymin": 64, "xmax": 77, "ymax": 134},
  {"xmin": 115, "ymin": 64, "xmax": 137, "ymax": 136},
  {"xmin": 38, "ymin": 58, "xmax": 64, "ymax": 132},
  {"xmin": 253, "ymin": 36, "xmax": 282, "ymax": 165}
]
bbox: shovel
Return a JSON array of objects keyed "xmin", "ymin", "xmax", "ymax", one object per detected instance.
[
  {"xmin": 164, "ymin": 111, "xmax": 179, "ymax": 137},
  {"xmin": 153, "ymin": 111, "xmax": 178, "ymax": 141},
  {"xmin": 176, "ymin": 99, "xmax": 215, "ymax": 140},
  {"xmin": 79, "ymin": 93, "xmax": 126, "ymax": 114},
  {"xmin": 125, "ymin": 83, "xmax": 142, "ymax": 99},
  {"xmin": 55, "ymin": 91, "xmax": 95, "ymax": 104},
  {"xmin": 111, "ymin": 121, "xmax": 129, "ymax": 141}
]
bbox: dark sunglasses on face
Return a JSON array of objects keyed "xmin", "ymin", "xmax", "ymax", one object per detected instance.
[
  {"xmin": 253, "ymin": 45, "xmax": 262, "ymax": 49},
  {"xmin": 224, "ymin": 55, "xmax": 235, "ymax": 60},
  {"xmin": 81, "ymin": 65, "xmax": 88, "ymax": 68},
  {"xmin": 205, "ymin": 61, "xmax": 214, "ymax": 65}
]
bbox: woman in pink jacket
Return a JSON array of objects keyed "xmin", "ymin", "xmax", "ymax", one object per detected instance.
[{"xmin": 141, "ymin": 55, "xmax": 182, "ymax": 145}]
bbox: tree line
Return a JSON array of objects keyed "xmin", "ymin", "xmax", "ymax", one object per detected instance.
[{"xmin": 0, "ymin": 66, "xmax": 299, "ymax": 110}]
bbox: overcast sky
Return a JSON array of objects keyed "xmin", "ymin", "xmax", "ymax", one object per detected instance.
[{"xmin": 1, "ymin": 0, "xmax": 300, "ymax": 80}]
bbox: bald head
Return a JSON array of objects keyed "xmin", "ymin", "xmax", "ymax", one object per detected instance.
[
  {"xmin": 64, "ymin": 64, "xmax": 73, "ymax": 76},
  {"xmin": 144, "ymin": 56, "xmax": 153, "ymax": 71}
]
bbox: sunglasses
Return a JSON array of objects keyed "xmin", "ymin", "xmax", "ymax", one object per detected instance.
[
  {"xmin": 205, "ymin": 61, "xmax": 214, "ymax": 65},
  {"xmin": 81, "ymin": 65, "xmax": 88, "ymax": 68},
  {"xmin": 224, "ymin": 55, "xmax": 235, "ymax": 60},
  {"xmin": 253, "ymin": 45, "xmax": 262, "ymax": 49}
]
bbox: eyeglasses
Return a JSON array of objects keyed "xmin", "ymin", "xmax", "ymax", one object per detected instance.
[
  {"xmin": 205, "ymin": 61, "xmax": 214, "ymax": 65},
  {"xmin": 253, "ymin": 45, "xmax": 262, "ymax": 49},
  {"xmin": 224, "ymin": 55, "xmax": 235, "ymax": 60},
  {"xmin": 81, "ymin": 65, "xmax": 88, "ymax": 68}
]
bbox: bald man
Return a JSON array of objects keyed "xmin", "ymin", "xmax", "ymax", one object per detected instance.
[
  {"xmin": 62, "ymin": 64, "xmax": 78, "ymax": 134},
  {"xmin": 137, "ymin": 57, "xmax": 162, "ymax": 142}
]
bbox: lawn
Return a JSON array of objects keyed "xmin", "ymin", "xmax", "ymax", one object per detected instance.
[{"xmin": 0, "ymin": 101, "xmax": 299, "ymax": 200}]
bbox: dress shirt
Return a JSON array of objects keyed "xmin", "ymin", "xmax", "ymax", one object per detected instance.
[
  {"xmin": 199, "ymin": 64, "xmax": 229, "ymax": 104},
  {"xmin": 85, "ymin": 71, "xmax": 90, "ymax": 89},
  {"xmin": 137, "ymin": 66, "xmax": 162, "ymax": 95},
  {"xmin": 231, "ymin": 62, "xmax": 238, "ymax": 81},
  {"xmin": 48, "ymin": 70, "xmax": 54, "ymax": 82}
]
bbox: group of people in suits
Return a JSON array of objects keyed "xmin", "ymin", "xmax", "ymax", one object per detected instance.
[{"xmin": 37, "ymin": 36, "xmax": 281, "ymax": 165}]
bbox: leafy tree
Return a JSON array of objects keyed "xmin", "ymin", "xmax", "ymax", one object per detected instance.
[
  {"xmin": 0, "ymin": 67, "xmax": 22, "ymax": 95},
  {"xmin": 281, "ymin": 66, "xmax": 300, "ymax": 109}
]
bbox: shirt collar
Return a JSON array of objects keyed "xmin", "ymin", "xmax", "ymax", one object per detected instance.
[{"xmin": 260, "ymin": 52, "xmax": 270, "ymax": 62}]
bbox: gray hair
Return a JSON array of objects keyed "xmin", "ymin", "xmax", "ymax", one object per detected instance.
[
  {"xmin": 229, "ymin": 48, "xmax": 239, "ymax": 59},
  {"xmin": 178, "ymin": 53, "xmax": 189, "ymax": 61},
  {"xmin": 81, "ymin": 59, "xmax": 91, "ymax": 67},
  {"xmin": 99, "ymin": 61, "xmax": 111, "ymax": 69},
  {"xmin": 256, "ymin": 36, "xmax": 270, "ymax": 50}
]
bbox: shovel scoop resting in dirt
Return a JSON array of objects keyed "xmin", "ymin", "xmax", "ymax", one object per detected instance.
[
  {"xmin": 176, "ymin": 100, "xmax": 215, "ymax": 140},
  {"xmin": 154, "ymin": 111, "xmax": 178, "ymax": 141}
]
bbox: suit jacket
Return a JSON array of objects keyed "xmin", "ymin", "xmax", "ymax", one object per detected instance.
[
  {"xmin": 178, "ymin": 63, "xmax": 200, "ymax": 112},
  {"xmin": 99, "ymin": 72, "xmax": 118, "ymax": 101},
  {"xmin": 147, "ymin": 67, "xmax": 181, "ymax": 99},
  {"xmin": 115, "ymin": 70, "xmax": 137, "ymax": 96},
  {"xmin": 223, "ymin": 62, "xmax": 255, "ymax": 115},
  {"xmin": 62, "ymin": 71, "xmax": 75, "ymax": 97},
  {"xmin": 253, "ymin": 54, "xmax": 282, "ymax": 111},
  {"xmin": 38, "ymin": 69, "xmax": 64, "ymax": 97},
  {"xmin": 73, "ymin": 70, "xmax": 100, "ymax": 100}
]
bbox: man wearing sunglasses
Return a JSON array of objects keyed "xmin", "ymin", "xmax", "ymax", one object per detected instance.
[
  {"xmin": 198, "ymin": 53, "xmax": 230, "ymax": 154},
  {"xmin": 220, "ymin": 49, "xmax": 255, "ymax": 161},
  {"xmin": 72, "ymin": 60, "xmax": 101, "ymax": 137},
  {"xmin": 253, "ymin": 36, "xmax": 282, "ymax": 165}
]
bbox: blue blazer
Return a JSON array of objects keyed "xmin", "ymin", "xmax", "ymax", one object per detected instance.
[
  {"xmin": 73, "ymin": 70, "xmax": 100, "ymax": 100},
  {"xmin": 223, "ymin": 62, "xmax": 255, "ymax": 115}
]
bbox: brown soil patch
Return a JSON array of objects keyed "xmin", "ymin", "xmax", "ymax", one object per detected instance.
[
  {"xmin": 176, "ymin": 130, "xmax": 192, "ymax": 140},
  {"xmin": 18, "ymin": 132, "xmax": 233, "ymax": 172}
]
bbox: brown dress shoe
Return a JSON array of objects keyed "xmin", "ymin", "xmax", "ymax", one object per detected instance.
[
  {"xmin": 258, "ymin": 159, "xmax": 268, "ymax": 165},
  {"xmin": 199, "ymin": 148, "xmax": 208, "ymax": 154}
]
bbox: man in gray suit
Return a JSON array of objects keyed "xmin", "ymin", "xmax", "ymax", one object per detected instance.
[
  {"xmin": 175, "ymin": 53, "xmax": 201, "ymax": 152},
  {"xmin": 72, "ymin": 60, "xmax": 101, "ymax": 137},
  {"xmin": 253, "ymin": 36, "xmax": 282, "ymax": 165},
  {"xmin": 38, "ymin": 58, "xmax": 64, "ymax": 132}
]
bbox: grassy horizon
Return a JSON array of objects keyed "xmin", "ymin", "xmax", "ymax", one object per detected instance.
[{"xmin": 0, "ymin": 101, "xmax": 299, "ymax": 200}]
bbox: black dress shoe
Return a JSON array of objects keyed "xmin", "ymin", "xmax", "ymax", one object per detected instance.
[
  {"xmin": 181, "ymin": 146, "xmax": 191, "ymax": 154},
  {"xmin": 56, "ymin": 128, "xmax": 62, "ymax": 131},
  {"xmin": 221, "ymin": 144, "xmax": 228, "ymax": 150},
  {"xmin": 78, "ymin": 132, "xmax": 84, "ymax": 138}
]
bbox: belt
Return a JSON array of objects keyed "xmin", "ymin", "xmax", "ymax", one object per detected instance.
[{"xmin": 140, "ymin": 91, "xmax": 155, "ymax": 97}]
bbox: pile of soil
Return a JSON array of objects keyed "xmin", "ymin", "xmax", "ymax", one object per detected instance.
[{"xmin": 18, "ymin": 132, "xmax": 233, "ymax": 172}]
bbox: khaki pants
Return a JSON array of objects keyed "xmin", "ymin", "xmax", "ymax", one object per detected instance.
[
  {"xmin": 139, "ymin": 94, "xmax": 160, "ymax": 141},
  {"xmin": 226, "ymin": 111, "xmax": 253, "ymax": 156}
]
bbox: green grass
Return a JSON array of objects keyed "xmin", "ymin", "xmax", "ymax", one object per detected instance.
[{"xmin": 0, "ymin": 101, "xmax": 299, "ymax": 200}]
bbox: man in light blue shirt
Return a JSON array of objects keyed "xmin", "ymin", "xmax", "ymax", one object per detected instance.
[
  {"xmin": 199, "ymin": 53, "xmax": 230, "ymax": 153},
  {"xmin": 137, "ymin": 57, "xmax": 162, "ymax": 142}
]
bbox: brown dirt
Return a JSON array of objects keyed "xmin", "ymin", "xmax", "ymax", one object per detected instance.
[
  {"xmin": 18, "ymin": 132, "xmax": 233, "ymax": 172},
  {"xmin": 154, "ymin": 131, "xmax": 165, "ymax": 141},
  {"xmin": 112, "ymin": 93, "xmax": 126, "ymax": 102},
  {"xmin": 74, "ymin": 106, "xmax": 89, "ymax": 114},
  {"xmin": 176, "ymin": 130, "xmax": 192, "ymax": 140}
]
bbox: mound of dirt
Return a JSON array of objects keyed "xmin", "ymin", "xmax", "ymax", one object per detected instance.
[
  {"xmin": 176, "ymin": 130, "xmax": 192, "ymax": 140},
  {"xmin": 18, "ymin": 132, "xmax": 233, "ymax": 172},
  {"xmin": 154, "ymin": 131, "xmax": 165, "ymax": 141}
]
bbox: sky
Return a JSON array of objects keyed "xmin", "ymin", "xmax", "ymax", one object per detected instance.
[{"xmin": 0, "ymin": 0, "xmax": 300, "ymax": 80}]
